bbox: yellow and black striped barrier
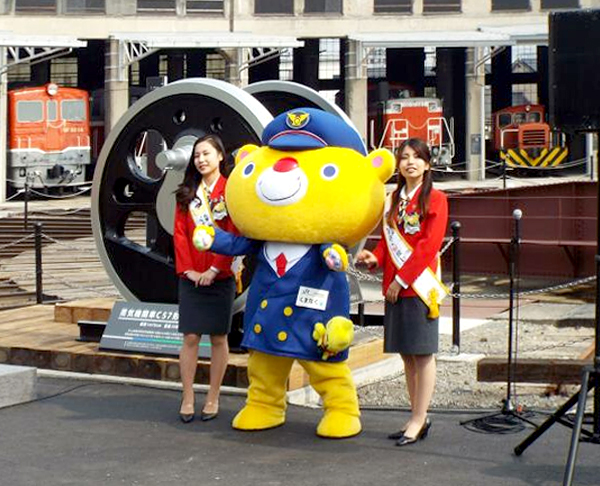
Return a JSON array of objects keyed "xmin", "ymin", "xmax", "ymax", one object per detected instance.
[{"xmin": 500, "ymin": 147, "xmax": 569, "ymax": 168}]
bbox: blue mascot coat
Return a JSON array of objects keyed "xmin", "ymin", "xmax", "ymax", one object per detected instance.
[{"xmin": 210, "ymin": 228, "xmax": 350, "ymax": 362}]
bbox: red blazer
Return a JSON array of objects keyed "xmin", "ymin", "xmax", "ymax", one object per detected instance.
[
  {"xmin": 173, "ymin": 175, "xmax": 235, "ymax": 279},
  {"xmin": 372, "ymin": 186, "xmax": 448, "ymax": 297}
]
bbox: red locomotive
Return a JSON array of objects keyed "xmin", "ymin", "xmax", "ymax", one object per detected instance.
[
  {"xmin": 369, "ymin": 95, "xmax": 454, "ymax": 166},
  {"xmin": 7, "ymin": 83, "xmax": 91, "ymax": 190},
  {"xmin": 490, "ymin": 103, "xmax": 568, "ymax": 168}
]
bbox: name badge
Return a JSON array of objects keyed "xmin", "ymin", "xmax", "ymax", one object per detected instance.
[
  {"xmin": 190, "ymin": 205, "xmax": 212, "ymax": 227},
  {"xmin": 403, "ymin": 212, "xmax": 421, "ymax": 235},
  {"xmin": 296, "ymin": 286, "xmax": 329, "ymax": 311}
]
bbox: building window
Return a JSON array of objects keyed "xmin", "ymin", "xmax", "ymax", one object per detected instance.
[
  {"xmin": 319, "ymin": 38, "xmax": 340, "ymax": 80},
  {"xmin": 255, "ymin": 0, "xmax": 293, "ymax": 14},
  {"xmin": 513, "ymin": 84, "xmax": 538, "ymax": 106},
  {"xmin": 374, "ymin": 0, "xmax": 412, "ymax": 14},
  {"xmin": 137, "ymin": 0, "xmax": 176, "ymax": 14},
  {"xmin": 367, "ymin": 48, "xmax": 386, "ymax": 78},
  {"xmin": 512, "ymin": 45, "xmax": 537, "ymax": 73},
  {"xmin": 491, "ymin": 0, "xmax": 530, "ymax": 11},
  {"xmin": 65, "ymin": 0, "xmax": 105, "ymax": 13},
  {"xmin": 186, "ymin": 0, "xmax": 224, "ymax": 14},
  {"xmin": 423, "ymin": 0, "xmax": 461, "ymax": 13},
  {"xmin": 304, "ymin": 0, "xmax": 342, "ymax": 14},
  {"xmin": 541, "ymin": 0, "xmax": 579, "ymax": 9},
  {"xmin": 52, "ymin": 57, "xmax": 78, "ymax": 86},
  {"xmin": 206, "ymin": 53, "xmax": 226, "ymax": 80},
  {"xmin": 280, "ymin": 48, "xmax": 293, "ymax": 81},
  {"xmin": 14, "ymin": 0, "xmax": 56, "ymax": 13}
]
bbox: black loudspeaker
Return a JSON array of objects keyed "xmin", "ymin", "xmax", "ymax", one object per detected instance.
[{"xmin": 549, "ymin": 9, "xmax": 600, "ymax": 133}]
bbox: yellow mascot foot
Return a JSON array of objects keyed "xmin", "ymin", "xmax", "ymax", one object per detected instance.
[
  {"xmin": 316, "ymin": 411, "xmax": 362, "ymax": 439},
  {"xmin": 232, "ymin": 405, "xmax": 286, "ymax": 431}
]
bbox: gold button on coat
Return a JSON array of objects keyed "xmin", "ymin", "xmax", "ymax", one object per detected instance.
[
  {"xmin": 277, "ymin": 331, "xmax": 287, "ymax": 341},
  {"xmin": 283, "ymin": 307, "xmax": 293, "ymax": 317},
  {"xmin": 260, "ymin": 300, "xmax": 268, "ymax": 309},
  {"xmin": 254, "ymin": 324, "xmax": 262, "ymax": 334}
]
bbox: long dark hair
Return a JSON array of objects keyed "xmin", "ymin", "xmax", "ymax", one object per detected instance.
[
  {"xmin": 175, "ymin": 134, "xmax": 227, "ymax": 212},
  {"xmin": 387, "ymin": 138, "xmax": 433, "ymax": 226}
]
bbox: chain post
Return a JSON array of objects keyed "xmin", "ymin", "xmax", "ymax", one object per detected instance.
[
  {"xmin": 358, "ymin": 302, "xmax": 365, "ymax": 327},
  {"xmin": 451, "ymin": 221, "xmax": 461, "ymax": 352},
  {"xmin": 24, "ymin": 180, "xmax": 29, "ymax": 229},
  {"xmin": 34, "ymin": 223, "xmax": 43, "ymax": 304}
]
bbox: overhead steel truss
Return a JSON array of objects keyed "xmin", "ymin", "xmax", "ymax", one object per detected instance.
[
  {"xmin": 0, "ymin": 34, "xmax": 86, "ymax": 74},
  {"xmin": 112, "ymin": 32, "xmax": 304, "ymax": 81}
]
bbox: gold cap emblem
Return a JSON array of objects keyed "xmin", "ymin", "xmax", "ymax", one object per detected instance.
[{"xmin": 286, "ymin": 111, "xmax": 310, "ymax": 129}]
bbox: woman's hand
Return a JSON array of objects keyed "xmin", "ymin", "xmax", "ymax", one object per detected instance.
[
  {"xmin": 385, "ymin": 280, "xmax": 401, "ymax": 304},
  {"xmin": 356, "ymin": 249, "xmax": 378, "ymax": 269},
  {"xmin": 184, "ymin": 269, "xmax": 216, "ymax": 287},
  {"xmin": 185, "ymin": 270, "xmax": 202, "ymax": 286},
  {"xmin": 196, "ymin": 268, "xmax": 218, "ymax": 286}
]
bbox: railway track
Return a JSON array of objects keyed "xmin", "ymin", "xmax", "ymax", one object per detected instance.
[{"xmin": 0, "ymin": 208, "xmax": 144, "ymax": 309}]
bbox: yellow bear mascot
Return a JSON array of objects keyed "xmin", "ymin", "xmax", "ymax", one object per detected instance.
[{"xmin": 194, "ymin": 108, "xmax": 394, "ymax": 438}]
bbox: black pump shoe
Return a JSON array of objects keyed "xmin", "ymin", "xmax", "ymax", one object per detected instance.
[
  {"xmin": 200, "ymin": 410, "xmax": 219, "ymax": 422},
  {"xmin": 200, "ymin": 401, "xmax": 219, "ymax": 421},
  {"xmin": 387, "ymin": 429, "xmax": 407, "ymax": 440},
  {"xmin": 179, "ymin": 399, "xmax": 195, "ymax": 423},
  {"xmin": 180, "ymin": 411, "xmax": 195, "ymax": 423},
  {"xmin": 395, "ymin": 418, "xmax": 431, "ymax": 447}
]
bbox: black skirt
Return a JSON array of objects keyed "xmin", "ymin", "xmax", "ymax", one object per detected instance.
[
  {"xmin": 178, "ymin": 277, "xmax": 235, "ymax": 336},
  {"xmin": 384, "ymin": 297, "xmax": 439, "ymax": 355}
]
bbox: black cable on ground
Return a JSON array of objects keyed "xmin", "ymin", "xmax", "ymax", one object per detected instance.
[{"xmin": 460, "ymin": 411, "xmax": 541, "ymax": 435}]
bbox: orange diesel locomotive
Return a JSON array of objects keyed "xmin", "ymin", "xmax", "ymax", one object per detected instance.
[
  {"xmin": 491, "ymin": 104, "xmax": 568, "ymax": 168},
  {"xmin": 7, "ymin": 83, "xmax": 91, "ymax": 190},
  {"xmin": 369, "ymin": 96, "xmax": 454, "ymax": 166}
]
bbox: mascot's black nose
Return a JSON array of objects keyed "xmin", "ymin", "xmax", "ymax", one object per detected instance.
[{"xmin": 273, "ymin": 157, "xmax": 299, "ymax": 173}]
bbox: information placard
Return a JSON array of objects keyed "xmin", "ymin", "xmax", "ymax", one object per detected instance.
[{"xmin": 99, "ymin": 302, "xmax": 211, "ymax": 358}]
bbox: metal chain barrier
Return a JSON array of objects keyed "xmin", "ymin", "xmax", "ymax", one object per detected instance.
[
  {"xmin": 0, "ymin": 233, "xmax": 35, "ymax": 253},
  {"xmin": 349, "ymin": 236, "xmax": 595, "ymax": 301},
  {"xmin": 43, "ymin": 272, "xmax": 119, "ymax": 298},
  {"xmin": 40, "ymin": 233, "xmax": 99, "ymax": 255},
  {"xmin": 30, "ymin": 207, "xmax": 89, "ymax": 217},
  {"xmin": 28, "ymin": 186, "xmax": 91, "ymax": 199},
  {"xmin": 432, "ymin": 160, "xmax": 503, "ymax": 174},
  {"xmin": 449, "ymin": 275, "xmax": 597, "ymax": 299},
  {"xmin": 3, "ymin": 189, "xmax": 26, "ymax": 202}
]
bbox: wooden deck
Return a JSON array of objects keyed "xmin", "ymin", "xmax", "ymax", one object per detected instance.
[{"xmin": 0, "ymin": 299, "xmax": 387, "ymax": 390}]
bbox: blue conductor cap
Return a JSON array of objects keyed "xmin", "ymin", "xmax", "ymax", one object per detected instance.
[{"xmin": 261, "ymin": 107, "xmax": 367, "ymax": 156}]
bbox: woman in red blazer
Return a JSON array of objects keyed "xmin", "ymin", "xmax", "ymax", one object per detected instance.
[
  {"xmin": 358, "ymin": 138, "xmax": 448, "ymax": 446},
  {"xmin": 174, "ymin": 134, "xmax": 236, "ymax": 423}
]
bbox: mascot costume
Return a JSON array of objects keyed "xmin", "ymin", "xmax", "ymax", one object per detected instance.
[{"xmin": 193, "ymin": 108, "xmax": 394, "ymax": 438}]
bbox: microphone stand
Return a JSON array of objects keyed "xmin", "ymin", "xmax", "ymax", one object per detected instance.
[
  {"xmin": 461, "ymin": 209, "xmax": 537, "ymax": 433},
  {"xmin": 514, "ymin": 182, "xmax": 600, "ymax": 485},
  {"xmin": 503, "ymin": 209, "xmax": 522, "ymax": 414}
]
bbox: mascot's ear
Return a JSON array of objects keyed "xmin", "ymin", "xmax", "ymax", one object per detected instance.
[
  {"xmin": 235, "ymin": 144, "xmax": 259, "ymax": 166},
  {"xmin": 367, "ymin": 148, "xmax": 395, "ymax": 183}
]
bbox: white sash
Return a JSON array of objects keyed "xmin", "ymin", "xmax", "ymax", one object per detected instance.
[
  {"xmin": 189, "ymin": 183, "xmax": 244, "ymax": 289},
  {"xmin": 383, "ymin": 196, "xmax": 448, "ymax": 318},
  {"xmin": 189, "ymin": 184, "xmax": 215, "ymax": 227}
]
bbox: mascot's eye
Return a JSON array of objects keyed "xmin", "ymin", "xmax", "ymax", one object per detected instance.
[
  {"xmin": 321, "ymin": 164, "xmax": 339, "ymax": 180},
  {"xmin": 242, "ymin": 162, "xmax": 255, "ymax": 178}
]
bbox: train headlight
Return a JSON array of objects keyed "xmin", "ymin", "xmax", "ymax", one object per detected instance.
[{"xmin": 46, "ymin": 83, "xmax": 59, "ymax": 96}]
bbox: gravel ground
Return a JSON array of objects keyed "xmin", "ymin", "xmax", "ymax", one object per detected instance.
[{"xmin": 356, "ymin": 318, "xmax": 594, "ymax": 412}]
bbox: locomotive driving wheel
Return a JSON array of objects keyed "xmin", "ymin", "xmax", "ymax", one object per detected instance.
[{"xmin": 91, "ymin": 78, "xmax": 273, "ymax": 303}]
